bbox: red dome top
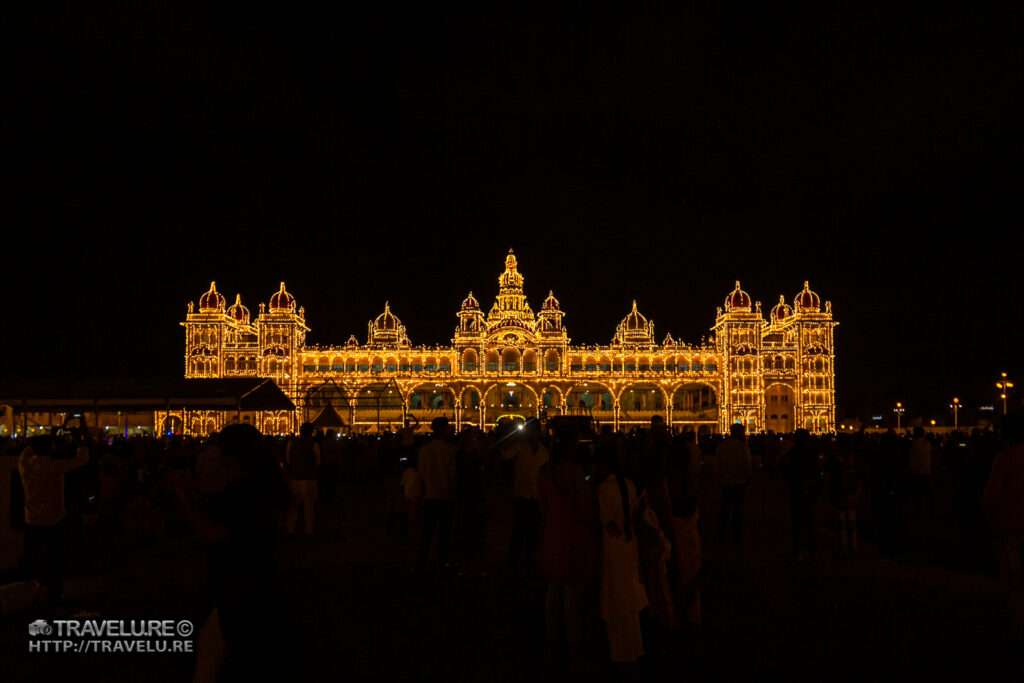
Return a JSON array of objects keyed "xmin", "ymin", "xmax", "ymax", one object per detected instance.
[
  {"xmin": 461, "ymin": 291, "xmax": 480, "ymax": 310},
  {"xmin": 542, "ymin": 290, "xmax": 560, "ymax": 311},
  {"xmin": 199, "ymin": 282, "xmax": 226, "ymax": 312},
  {"xmin": 793, "ymin": 281, "xmax": 820, "ymax": 312},
  {"xmin": 725, "ymin": 281, "xmax": 751, "ymax": 312},
  {"xmin": 269, "ymin": 282, "xmax": 296, "ymax": 311},
  {"xmin": 226, "ymin": 294, "xmax": 250, "ymax": 323},
  {"xmin": 770, "ymin": 295, "xmax": 793, "ymax": 323}
]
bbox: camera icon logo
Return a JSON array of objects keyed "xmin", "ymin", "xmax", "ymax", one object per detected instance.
[{"xmin": 28, "ymin": 619, "xmax": 53, "ymax": 636}]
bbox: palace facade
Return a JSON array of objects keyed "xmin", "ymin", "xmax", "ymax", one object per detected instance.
[{"xmin": 170, "ymin": 251, "xmax": 837, "ymax": 435}]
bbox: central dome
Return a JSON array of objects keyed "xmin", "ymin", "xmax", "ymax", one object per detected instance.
[
  {"xmin": 374, "ymin": 302, "xmax": 399, "ymax": 330},
  {"xmin": 226, "ymin": 294, "xmax": 250, "ymax": 323},
  {"xmin": 623, "ymin": 300, "xmax": 648, "ymax": 330}
]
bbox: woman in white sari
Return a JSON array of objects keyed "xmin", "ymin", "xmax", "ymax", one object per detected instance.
[{"xmin": 596, "ymin": 446, "xmax": 649, "ymax": 665}]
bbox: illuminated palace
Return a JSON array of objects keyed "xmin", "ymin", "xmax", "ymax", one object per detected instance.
[{"xmin": 170, "ymin": 251, "xmax": 837, "ymax": 436}]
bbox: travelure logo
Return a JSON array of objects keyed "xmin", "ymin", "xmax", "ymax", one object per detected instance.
[{"xmin": 28, "ymin": 620, "xmax": 53, "ymax": 636}]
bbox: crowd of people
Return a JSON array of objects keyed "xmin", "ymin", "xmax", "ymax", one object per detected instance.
[{"xmin": 3, "ymin": 412, "xmax": 1023, "ymax": 679}]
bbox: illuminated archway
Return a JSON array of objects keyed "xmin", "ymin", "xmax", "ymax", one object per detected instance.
[{"xmin": 765, "ymin": 383, "xmax": 795, "ymax": 433}]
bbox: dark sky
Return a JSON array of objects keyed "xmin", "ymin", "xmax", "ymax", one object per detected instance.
[{"xmin": 4, "ymin": 5, "xmax": 1022, "ymax": 420}]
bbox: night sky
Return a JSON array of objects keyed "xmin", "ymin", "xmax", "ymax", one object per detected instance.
[{"xmin": 4, "ymin": 5, "xmax": 1022, "ymax": 421}]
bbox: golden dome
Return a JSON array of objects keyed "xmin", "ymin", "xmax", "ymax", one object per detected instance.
[
  {"xmin": 461, "ymin": 291, "xmax": 480, "ymax": 310},
  {"xmin": 269, "ymin": 282, "xmax": 296, "ymax": 311},
  {"xmin": 199, "ymin": 282, "xmax": 226, "ymax": 312},
  {"xmin": 793, "ymin": 281, "xmax": 820, "ymax": 312},
  {"xmin": 623, "ymin": 300, "xmax": 648, "ymax": 331},
  {"xmin": 374, "ymin": 302, "xmax": 400, "ymax": 330},
  {"xmin": 498, "ymin": 249, "xmax": 524, "ymax": 289},
  {"xmin": 542, "ymin": 290, "xmax": 560, "ymax": 311},
  {"xmin": 725, "ymin": 281, "xmax": 752, "ymax": 312},
  {"xmin": 226, "ymin": 294, "xmax": 250, "ymax": 323},
  {"xmin": 771, "ymin": 295, "xmax": 794, "ymax": 323}
]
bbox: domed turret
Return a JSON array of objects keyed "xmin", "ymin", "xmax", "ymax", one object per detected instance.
[
  {"xmin": 368, "ymin": 302, "xmax": 410, "ymax": 348},
  {"xmin": 227, "ymin": 294, "xmax": 250, "ymax": 324},
  {"xmin": 345, "ymin": 335, "xmax": 359, "ymax": 348},
  {"xmin": 498, "ymin": 249, "xmax": 524, "ymax": 290},
  {"xmin": 461, "ymin": 291, "xmax": 480, "ymax": 310},
  {"xmin": 374, "ymin": 302, "xmax": 399, "ymax": 330},
  {"xmin": 793, "ymin": 281, "xmax": 820, "ymax": 312},
  {"xmin": 623, "ymin": 301, "xmax": 648, "ymax": 331},
  {"xmin": 269, "ymin": 282, "xmax": 296, "ymax": 312},
  {"xmin": 724, "ymin": 281, "xmax": 751, "ymax": 312},
  {"xmin": 542, "ymin": 290, "xmax": 560, "ymax": 311},
  {"xmin": 199, "ymin": 282, "xmax": 226, "ymax": 312},
  {"xmin": 770, "ymin": 295, "xmax": 793, "ymax": 324},
  {"xmin": 613, "ymin": 301, "xmax": 654, "ymax": 345}
]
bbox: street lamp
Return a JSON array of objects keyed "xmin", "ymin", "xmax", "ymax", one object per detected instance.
[
  {"xmin": 949, "ymin": 397, "xmax": 960, "ymax": 431},
  {"xmin": 894, "ymin": 401, "xmax": 905, "ymax": 430},
  {"xmin": 996, "ymin": 373, "xmax": 1014, "ymax": 415}
]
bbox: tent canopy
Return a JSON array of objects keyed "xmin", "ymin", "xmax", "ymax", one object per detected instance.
[{"xmin": 0, "ymin": 378, "xmax": 295, "ymax": 412}]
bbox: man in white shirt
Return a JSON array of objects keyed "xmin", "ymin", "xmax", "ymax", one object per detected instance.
[
  {"xmin": 715, "ymin": 423, "xmax": 752, "ymax": 544},
  {"xmin": 908, "ymin": 426, "xmax": 933, "ymax": 519},
  {"xmin": 18, "ymin": 434, "xmax": 89, "ymax": 603},
  {"xmin": 504, "ymin": 419, "xmax": 549, "ymax": 573},
  {"xmin": 286, "ymin": 423, "xmax": 321, "ymax": 536},
  {"xmin": 418, "ymin": 417, "xmax": 457, "ymax": 568}
]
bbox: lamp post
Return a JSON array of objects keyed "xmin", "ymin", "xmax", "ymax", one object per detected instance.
[
  {"xmin": 996, "ymin": 373, "xmax": 1014, "ymax": 415},
  {"xmin": 949, "ymin": 397, "xmax": 960, "ymax": 431},
  {"xmin": 894, "ymin": 401, "xmax": 905, "ymax": 430}
]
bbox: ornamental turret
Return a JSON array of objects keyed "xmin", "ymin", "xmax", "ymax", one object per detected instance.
[
  {"xmin": 367, "ymin": 302, "xmax": 411, "ymax": 348},
  {"xmin": 485, "ymin": 249, "xmax": 537, "ymax": 345},
  {"xmin": 612, "ymin": 301, "xmax": 655, "ymax": 347}
]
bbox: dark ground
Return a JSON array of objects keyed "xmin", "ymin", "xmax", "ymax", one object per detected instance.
[{"xmin": 2, "ymin": 465, "xmax": 1019, "ymax": 682}]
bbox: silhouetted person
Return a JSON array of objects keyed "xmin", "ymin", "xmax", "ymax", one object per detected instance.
[
  {"xmin": 908, "ymin": 426, "xmax": 934, "ymax": 521},
  {"xmin": 877, "ymin": 429, "xmax": 910, "ymax": 558},
  {"xmin": 594, "ymin": 445, "xmax": 648, "ymax": 670},
  {"xmin": 667, "ymin": 431, "xmax": 703, "ymax": 625},
  {"xmin": 826, "ymin": 434, "xmax": 862, "ymax": 558},
  {"xmin": 785, "ymin": 429, "xmax": 822, "ymax": 560},
  {"xmin": 418, "ymin": 417, "xmax": 457, "ymax": 569},
  {"xmin": 715, "ymin": 423, "xmax": 752, "ymax": 544},
  {"xmin": 537, "ymin": 426, "xmax": 595, "ymax": 672},
  {"xmin": 18, "ymin": 433, "xmax": 88, "ymax": 604},
  {"xmin": 319, "ymin": 429, "xmax": 343, "ymax": 504},
  {"xmin": 171, "ymin": 423, "xmax": 294, "ymax": 683},
  {"xmin": 982, "ymin": 414, "xmax": 1024, "ymax": 641},
  {"xmin": 456, "ymin": 427, "xmax": 487, "ymax": 574},
  {"xmin": 504, "ymin": 418, "xmax": 549, "ymax": 573},
  {"xmin": 286, "ymin": 423, "xmax": 320, "ymax": 536}
]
